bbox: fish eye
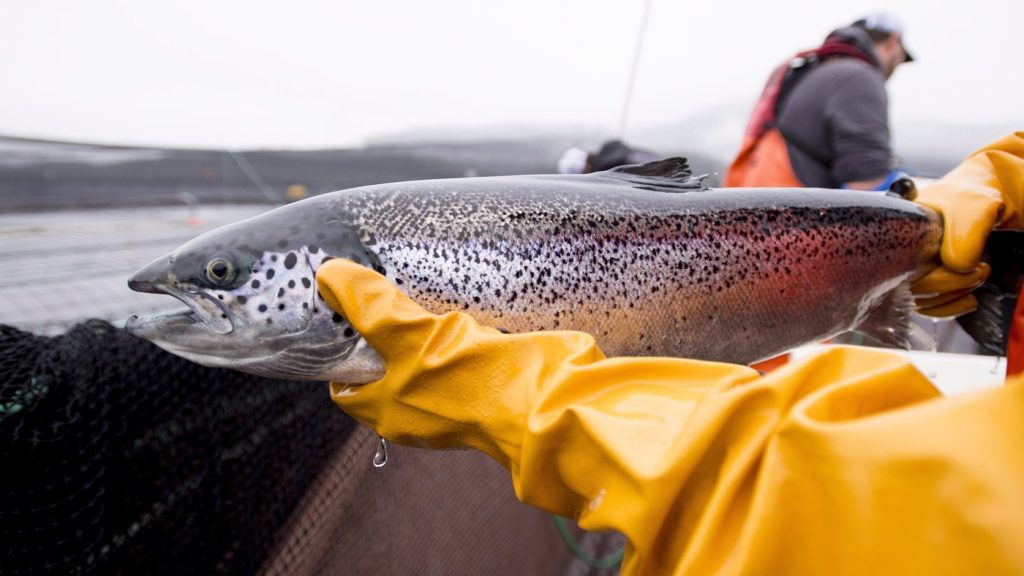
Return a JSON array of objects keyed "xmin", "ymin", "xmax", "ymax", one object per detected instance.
[{"xmin": 206, "ymin": 257, "xmax": 236, "ymax": 285}]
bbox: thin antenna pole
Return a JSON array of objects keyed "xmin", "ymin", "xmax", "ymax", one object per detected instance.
[
  {"xmin": 229, "ymin": 150, "xmax": 284, "ymax": 205},
  {"xmin": 618, "ymin": 0, "xmax": 655, "ymax": 139}
]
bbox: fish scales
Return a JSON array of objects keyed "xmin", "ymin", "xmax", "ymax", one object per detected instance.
[
  {"xmin": 349, "ymin": 179, "xmax": 938, "ymax": 364},
  {"xmin": 127, "ymin": 162, "xmax": 941, "ymax": 382}
]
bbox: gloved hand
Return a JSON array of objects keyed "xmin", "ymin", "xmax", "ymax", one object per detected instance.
[
  {"xmin": 912, "ymin": 131, "xmax": 1024, "ymax": 317},
  {"xmin": 317, "ymin": 258, "xmax": 1024, "ymax": 575},
  {"xmin": 316, "ymin": 257, "xmax": 759, "ymax": 467}
]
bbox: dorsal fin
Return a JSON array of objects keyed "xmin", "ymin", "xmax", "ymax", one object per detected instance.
[
  {"xmin": 612, "ymin": 157, "xmax": 692, "ymax": 179},
  {"xmin": 600, "ymin": 157, "xmax": 708, "ymax": 192}
]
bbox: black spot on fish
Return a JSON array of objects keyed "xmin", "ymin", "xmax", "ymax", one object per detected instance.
[
  {"xmin": 288, "ymin": 280, "xmax": 295, "ymax": 288},
  {"xmin": 277, "ymin": 287, "xmax": 285, "ymax": 298},
  {"xmin": 221, "ymin": 314, "xmax": 227, "ymax": 319},
  {"xmin": 267, "ymin": 318, "xmax": 273, "ymax": 324},
  {"xmin": 237, "ymin": 295, "xmax": 247, "ymax": 304},
  {"xmin": 322, "ymin": 256, "xmax": 334, "ymax": 265},
  {"xmin": 332, "ymin": 312, "xmax": 343, "ymax": 323},
  {"xmin": 284, "ymin": 253, "xmax": 297, "ymax": 269},
  {"xmin": 251, "ymin": 280, "xmax": 261, "ymax": 289},
  {"xmin": 217, "ymin": 294, "xmax": 223, "ymax": 300},
  {"xmin": 258, "ymin": 304, "xmax": 267, "ymax": 312},
  {"xmin": 266, "ymin": 269, "xmax": 275, "ymax": 280},
  {"xmin": 343, "ymin": 327, "xmax": 355, "ymax": 338},
  {"xmin": 309, "ymin": 245, "xmax": 319, "ymax": 254},
  {"xmin": 278, "ymin": 304, "xmax": 285, "ymax": 311},
  {"xmin": 395, "ymin": 278, "xmax": 404, "ymax": 285},
  {"xmin": 271, "ymin": 255, "xmax": 278, "ymax": 262},
  {"xmin": 302, "ymin": 302, "xmax": 308, "ymax": 309},
  {"xmin": 302, "ymin": 278, "xmax": 311, "ymax": 289}
]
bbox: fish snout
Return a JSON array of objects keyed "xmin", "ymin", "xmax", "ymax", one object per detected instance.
[
  {"xmin": 128, "ymin": 254, "xmax": 177, "ymax": 293},
  {"xmin": 128, "ymin": 278, "xmax": 161, "ymax": 294}
]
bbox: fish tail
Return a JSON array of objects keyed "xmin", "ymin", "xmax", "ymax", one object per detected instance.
[
  {"xmin": 955, "ymin": 230, "xmax": 1024, "ymax": 356},
  {"xmin": 956, "ymin": 285, "xmax": 1016, "ymax": 355}
]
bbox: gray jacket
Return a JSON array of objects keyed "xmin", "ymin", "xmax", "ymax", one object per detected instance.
[{"xmin": 776, "ymin": 27, "xmax": 895, "ymax": 187}]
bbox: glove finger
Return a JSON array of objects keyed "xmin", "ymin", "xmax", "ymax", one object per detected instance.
[
  {"xmin": 317, "ymin": 258, "xmax": 509, "ymax": 366},
  {"xmin": 330, "ymin": 378, "xmax": 394, "ymax": 433},
  {"xmin": 915, "ymin": 288, "xmax": 976, "ymax": 310},
  {"xmin": 316, "ymin": 258, "xmax": 441, "ymax": 354},
  {"xmin": 910, "ymin": 262, "xmax": 990, "ymax": 297},
  {"xmin": 937, "ymin": 199, "xmax": 1003, "ymax": 273},
  {"xmin": 916, "ymin": 293, "xmax": 979, "ymax": 319}
]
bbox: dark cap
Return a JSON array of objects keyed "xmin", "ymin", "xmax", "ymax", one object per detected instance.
[{"xmin": 853, "ymin": 13, "xmax": 914, "ymax": 62}]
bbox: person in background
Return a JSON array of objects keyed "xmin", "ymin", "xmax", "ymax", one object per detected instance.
[
  {"xmin": 558, "ymin": 139, "xmax": 660, "ymax": 174},
  {"xmin": 317, "ymin": 132, "xmax": 1024, "ymax": 575},
  {"xmin": 726, "ymin": 14, "xmax": 912, "ymax": 190}
]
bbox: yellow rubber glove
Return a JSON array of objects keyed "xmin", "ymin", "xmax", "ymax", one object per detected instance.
[
  {"xmin": 318, "ymin": 259, "xmax": 1024, "ymax": 575},
  {"xmin": 913, "ymin": 131, "xmax": 1024, "ymax": 317}
]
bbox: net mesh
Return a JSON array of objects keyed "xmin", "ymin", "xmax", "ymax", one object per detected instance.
[
  {"xmin": 0, "ymin": 320, "xmax": 356, "ymax": 574},
  {"xmin": 0, "ymin": 321, "xmax": 621, "ymax": 575}
]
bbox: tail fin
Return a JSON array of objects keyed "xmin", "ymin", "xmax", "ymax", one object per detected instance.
[
  {"xmin": 956, "ymin": 230, "xmax": 1024, "ymax": 355},
  {"xmin": 957, "ymin": 285, "xmax": 1016, "ymax": 355}
]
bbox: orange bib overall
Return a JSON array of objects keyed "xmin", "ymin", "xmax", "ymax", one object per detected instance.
[{"xmin": 724, "ymin": 128, "xmax": 804, "ymax": 188}]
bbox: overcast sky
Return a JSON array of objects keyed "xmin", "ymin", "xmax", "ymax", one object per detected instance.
[{"xmin": 1, "ymin": 0, "xmax": 1021, "ymax": 150}]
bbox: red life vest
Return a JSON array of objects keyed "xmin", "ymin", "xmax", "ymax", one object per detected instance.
[
  {"xmin": 725, "ymin": 40, "xmax": 876, "ymax": 188},
  {"xmin": 1008, "ymin": 286, "xmax": 1024, "ymax": 377}
]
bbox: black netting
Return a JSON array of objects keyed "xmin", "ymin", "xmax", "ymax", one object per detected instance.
[
  {"xmin": 0, "ymin": 320, "xmax": 355, "ymax": 575},
  {"xmin": 0, "ymin": 320, "xmax": 626, "ymax": 576}
]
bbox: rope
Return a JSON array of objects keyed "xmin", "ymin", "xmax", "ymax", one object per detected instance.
[
  {"xmin": 551, "ymin": 515, "xmax": 624, "ymax": 570},
  {"xmin": 228, "ymin": 150, "xmax": 285, "ymax": 205},
  {"xmin": 617, "ymin": 0, "xmax": 655, "ymax": 138}
]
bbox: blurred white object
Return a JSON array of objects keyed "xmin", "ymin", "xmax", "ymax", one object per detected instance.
[
  {"xmin": 557, "ymin": 147, "xmax": 589, "ymax": 174},
  {"xmin": 789, "ymin": 344, "xmax": 1006, "ymax": 397}
]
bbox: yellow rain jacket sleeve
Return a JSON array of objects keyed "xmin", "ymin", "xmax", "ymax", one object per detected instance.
[
  {"xmin": 913, "ymin": 131, "xmax": 1024, "ymax": 317},
  {"xmin": 318, "ymin": 259, "xmax": 1024, "ymax": 576}
]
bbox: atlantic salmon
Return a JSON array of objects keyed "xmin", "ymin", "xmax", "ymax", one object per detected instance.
[{"xmin": 127, "ymin": 159, "xmax": 943, "ymax": 382}]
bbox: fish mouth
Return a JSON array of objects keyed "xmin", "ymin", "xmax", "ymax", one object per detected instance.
[
  {"xmin": 127, "ymin": 278, "xmax": 163, "ymax": 294},
  {"xmin": 127, "ymin": 281, "xmax": 235, "ymax": 336},
  {"xmin": 126, "ymin": 308, "xmax": 201, "ymax": 333}
]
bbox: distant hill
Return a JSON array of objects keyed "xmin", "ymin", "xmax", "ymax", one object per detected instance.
[
  {"xmin": 0, "ymin": 135, "xmax": 581, "ymax": 212},
  {"xmin": 0, "ymin": 132, "xmax": 732, "ymax": 212},
  {"xmin": 3, "ymin": 115, "xmax": 996, "ymax": 212}
]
